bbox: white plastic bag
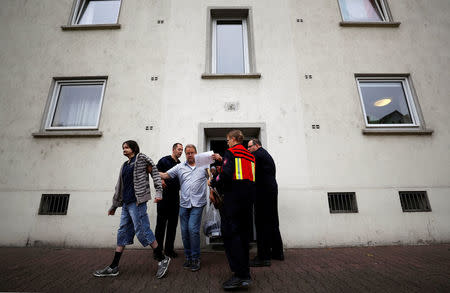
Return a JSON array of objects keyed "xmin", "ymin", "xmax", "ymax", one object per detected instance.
[{"xmin": 203, "ymin": 204, "xmax": 222, "ymax": 237}]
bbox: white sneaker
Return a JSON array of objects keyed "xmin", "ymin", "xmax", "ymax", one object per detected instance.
[{"xmin": 156, "ymin": 256, "xmax": 171, "ymax": 279}]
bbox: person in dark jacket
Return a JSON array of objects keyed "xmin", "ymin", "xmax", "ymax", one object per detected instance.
[
  {"xmin": 153, "ymin": 143, "xmax": 183, "ymax": 260},
  {"xmin": 247, "ymin": 138, "xmax": 284, "ymax": 267},
  {"xmin": 210, "ymin": 130, "xmax": 256, "ymax": 290}
]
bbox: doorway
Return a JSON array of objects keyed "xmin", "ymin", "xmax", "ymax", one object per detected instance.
[{"xmin": 199, "ymin": 123, "xmax": 265, "ymax": 244}]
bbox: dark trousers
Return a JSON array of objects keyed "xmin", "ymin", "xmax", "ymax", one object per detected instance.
[
  {"xmin": 255, "ymin": 189, "xmax": 283, "ymax": 260},
  {"xmin": 221, "ymin": 187, "xmax": 253, "ymax": 279},
  {"xmin": 154, "ymin": 199, "xmax": 179, "ymax": 254}
]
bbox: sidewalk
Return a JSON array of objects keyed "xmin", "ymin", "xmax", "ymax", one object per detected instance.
[{"xmin": 0, "ymin": 244, "xmax": 449, "ymax": 292}]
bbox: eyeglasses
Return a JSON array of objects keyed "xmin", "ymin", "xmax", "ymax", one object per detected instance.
[{"xmin": 247, "ymin": 144, "xmax": 254, "ymax": 149}]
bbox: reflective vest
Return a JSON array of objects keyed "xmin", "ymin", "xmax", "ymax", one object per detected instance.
[{"xmin": 229, "ymin": 144, "xmax": 255, "ymax": 182}]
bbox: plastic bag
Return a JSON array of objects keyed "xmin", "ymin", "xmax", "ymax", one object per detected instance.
[{"xmin": 203, "ymin": 204, "xmax": 222, "ymax": 238}]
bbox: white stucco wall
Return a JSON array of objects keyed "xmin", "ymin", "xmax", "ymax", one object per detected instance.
[{"xmin": 0, "ymin": 0, "xmax": 449, "ymax": 248}]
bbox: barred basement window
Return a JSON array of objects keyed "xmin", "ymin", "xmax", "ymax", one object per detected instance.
[
  {"xmin": 328, "ymin": 192, "xmax": 358, "ymax": 213},
  {"xmin": 38, "ymin": 194, "xmax": 70, "ymax": 215},
  {"xmin": 399, "ymin": 191, "xmax": 431, "ymax": 212}
]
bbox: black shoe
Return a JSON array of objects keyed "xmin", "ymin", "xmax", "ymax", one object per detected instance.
[
  {"xmin": 190, "ymin": 259, "xmax": 200, "ymax": 272},
  {"xmin": 271, "ymin": 253, "xmax": 285, "ymax": 261},
  {"xmin": 249, "ymin": 256, "xmax": 271, "ymax": 267},
  {"xmin": 165, "ymin": 250, "xmax": 178, "ymax": 258},
  {"xmin": 183, "ymin": 259, "xmax": 192, "ymax": 269},
  {"xmin": 222, "ymin": 275, "xmax": 252, "ymax": 290}
]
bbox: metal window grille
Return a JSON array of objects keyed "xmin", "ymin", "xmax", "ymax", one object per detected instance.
[
  {"xmin": 399, "ymin": 191, "xmax": 431, "ymax": 212},
  {"xmin": 38, "ymin": 194, "xmax": 70, "ymax": 215},
  {"xmin": 328, "ymin": 192, "xmax": 358, "ymax": 213}
]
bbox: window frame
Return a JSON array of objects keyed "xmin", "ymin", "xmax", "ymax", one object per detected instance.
[
  {"xmin": 202, "ymin": 8, "xmax": 260, "ymax": 79},
  {"xmin": 337, "ymin": 0, "xmax": 400, "ymax": 26},
  {"xmin": 356, "ymin": 76, "xmax": 421, "ymax": 128},
  {"xmin": 44, "ymin": 78, "xmax": 107, "ymax": 131},
  {"xmin": 63, "ymin": 0, "xmax": 123, "ymax": 29},
  {"xmin": 211, "ymin": 17, "xmax": 250, "ymax": 74},
  {"xmin": 399, "ymin": 191, "xmax": 432, "ymax": 213}
]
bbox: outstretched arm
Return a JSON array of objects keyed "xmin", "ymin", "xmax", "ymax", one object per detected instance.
[{"xmin": 159, "ymin": 172, "xmax": 171, "ymax": 180}]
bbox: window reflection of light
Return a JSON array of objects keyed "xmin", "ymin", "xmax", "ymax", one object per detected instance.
[{"xmin": 374, "ymin": 98, "xmax": 392, "ymax": 107}]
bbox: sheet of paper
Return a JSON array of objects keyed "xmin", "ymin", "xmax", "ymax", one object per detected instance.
[{"xmin": 195, "ymin": 151, "xmax": 214, "ymax": 168}]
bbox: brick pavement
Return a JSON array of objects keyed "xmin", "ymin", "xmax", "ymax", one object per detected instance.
[{"xmin": 0, "ymin": 244, "xmax": 449, "ymax": 292}]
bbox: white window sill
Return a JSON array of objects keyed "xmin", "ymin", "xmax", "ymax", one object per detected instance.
[
  {"xmin": 61, "ymin": 24, "xmax": 121, "ymax": 31},
  {"xmin": 340, "ymin": 21, "xmax": 400, "ymax": 27},
  {"xmin": 32, "ymin": 131, "xmax": 103, "ymax": 138},
  {"xmin": 201, "ymin": 73, "xmax": 261, "ymax": 79},
  {"xmin": 362, "ymin": 128, "xmax": 433, "ymax": 135}
]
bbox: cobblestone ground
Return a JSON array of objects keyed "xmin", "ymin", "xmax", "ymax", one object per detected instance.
[{"xmin": 0, "ymin": 245, "xmax": 449, "ymax": 293}]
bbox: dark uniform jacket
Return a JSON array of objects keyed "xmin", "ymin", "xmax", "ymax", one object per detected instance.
[
  {"xmin": 212, "ymin": 144, "xmax": 256, "ymax": 217},
  {"xmin": 253, "ymin": 147, "xmax": 278, "ymax": 194},
  {"xmin": 213, "ymin": 144, "xmax": 255, "ymax": 193}
]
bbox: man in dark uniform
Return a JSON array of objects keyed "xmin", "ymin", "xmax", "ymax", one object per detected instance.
[
  {"xmin": 247, "ymin": 139, "xmax": 284, "ymax": 267},
  {"xmin": 210, "ymin": 130, "xmax": 256, "ymax": 290},
  {"xmin": 153, "ymin": 143, "xmax": 183, "ymax": 260}
]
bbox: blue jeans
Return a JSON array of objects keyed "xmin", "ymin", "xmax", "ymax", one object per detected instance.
[
  {"xmin": 117, "ymin": 202, "xmax": 156, "ymax": 247},
  {"xmin": 179, "ymin": 206, "xmax": 204, "ymax": 260}
]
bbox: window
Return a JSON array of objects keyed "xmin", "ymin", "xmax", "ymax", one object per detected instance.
[
  {"xmin": 338, "ymin": 0, "xmax": 391, "ymax": 22},
  {"xmin": 39, "ymin": 194, "xmax": 70, "ymax": 215},
  {"xmin": 203, "ymin": 9, "xmax": 260, "ymax": 78},
  {"xmin": 356, "ymin": 76, "xmax": 421, "ymax": 128},
  {"xmin": 212, "ymin": 18, "xmax": 249, "ymax": 74},
  {"xmin": 328, "ymin": 192, "xmax": 358, "ymax": 213},
  {"xmin": 45, "ymin": 79, "xmax": 106, "ymax": 130},
  {"xmin": 71, "ymin": 0, "xmax": 122, "ymax": 25},
  {"xmin": 399, "ymin": 191, "xmax": 431, "ymax": 212}
]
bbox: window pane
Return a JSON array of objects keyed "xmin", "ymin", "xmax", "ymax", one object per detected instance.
[
  {"xmin": 78, "ymin": 0, "xmax": 121, "ymax": 25},
  {"xmin": 339, "ymin": 0, "xmax": 384, "ymax": 22},
  {"xmin": 360, "ymin": 82, "xmax": 413, "ymax": 125},
  {"xmin": 216, "ymin": 21, "xmax": 245, "ymax": 74},
  {"xmin": 52, "ymin": 84, "xmax": 103, "ymax": 127}
]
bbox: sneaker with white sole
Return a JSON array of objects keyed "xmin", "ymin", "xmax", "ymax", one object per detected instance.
[
  {"xmin": 93, "ymin": 266, "xmax": 119, "ymax": 277},
  {"xmin": 156, "ymin": 256, "xmax": 171, "ymax": 279}
]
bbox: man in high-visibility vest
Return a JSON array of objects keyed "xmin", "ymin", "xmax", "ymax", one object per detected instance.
[{"xmin": 210, "ymin": 130, "xmax": 256, "ymax": 290}]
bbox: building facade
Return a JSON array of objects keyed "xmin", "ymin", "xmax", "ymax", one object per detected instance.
[{"xmin": 0, "ymin": 0, "xmax": 449, "ymax": 248}]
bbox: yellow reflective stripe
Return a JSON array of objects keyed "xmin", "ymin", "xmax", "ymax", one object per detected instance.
[
  {"xmin": 251, "ymin": 162, "xmax": 255, "ymax": 182},
  {"xmin": 237, "ymin": 158, "xmax": 243, "ymax": 179},
  {"xmin": 235, "ymin": 158, "xmax": 240, "ymax": 179}
]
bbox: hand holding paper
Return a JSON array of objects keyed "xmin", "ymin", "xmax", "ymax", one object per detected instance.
[{"xmin": 194, "ymin": 151, "xmax": 214, "ymax": 168}]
